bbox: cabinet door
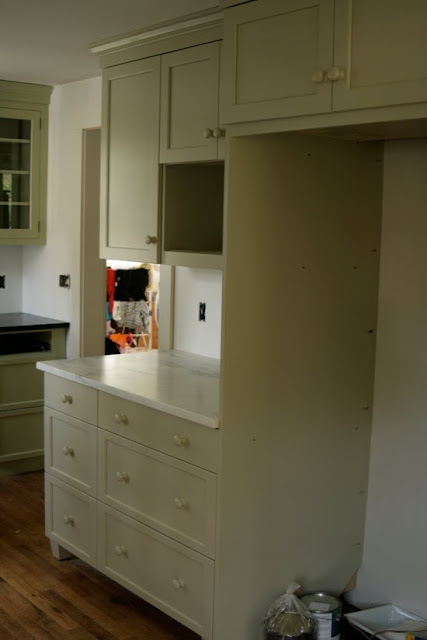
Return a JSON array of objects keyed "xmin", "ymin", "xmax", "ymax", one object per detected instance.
[
  {"xmin": 100, "ymin": 58, "xmax": 160, "ymax": 261},
  {"xmin": 220, "ymin": 0, "xmax": 334, "ymax": 124},
  {"xmin": 333, "ymin": 0, "xmax": 427, "ymax": 111},
  {"xmin": 0, "ymin": 108, "xmax": 41, "ymax": 242},
  {"xmin": 160, "ymin": 42, "xmax": 223, "ymax": 163}
]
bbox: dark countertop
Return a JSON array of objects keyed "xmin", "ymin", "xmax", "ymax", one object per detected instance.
[{"xmin": 0, "ymin": 313, "xmax": 70, "ymax": 332}]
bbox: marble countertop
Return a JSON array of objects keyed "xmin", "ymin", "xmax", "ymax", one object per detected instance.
[
  {"xmin": 36, "ymin": 350, "xmax": 220, "ymax": 428},
  {"xmin": 0, "ymin": 313, "xmax": 70, "ymax": 332}
]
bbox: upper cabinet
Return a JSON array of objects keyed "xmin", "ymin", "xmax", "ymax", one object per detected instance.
[
  {"xmin": 160, "ymin": 42, "xmax": 224, "ymax": 163},
  {"xmin": 0, "ymin": 81, "xmax": 52, "ymax": 245},
  {"xmin": 100, "ymin": 57, "xmax": 161, "ymax": 262},
  {"xmin": 220, "ymin": 0, "xmax": 427, "ymax": 124}
]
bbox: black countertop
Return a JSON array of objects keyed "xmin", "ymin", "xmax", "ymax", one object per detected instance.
[{"xmin": 0, "ymin": 313, "xmax": 70, "ymax": 332}]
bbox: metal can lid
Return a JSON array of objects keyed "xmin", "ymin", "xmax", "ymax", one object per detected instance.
[{"xmin": 300, "ymin": 593, "xmax": 341, "ymax": 614}]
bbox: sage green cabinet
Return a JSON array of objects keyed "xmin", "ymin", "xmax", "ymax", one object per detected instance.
[{"xmin": 0, "ymin": 81, "xmax": 52, "ymax": 245}]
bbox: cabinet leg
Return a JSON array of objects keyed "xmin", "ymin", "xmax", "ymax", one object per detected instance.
[{"xmin": 50, "ymin": 540, "xmax": 73, "ymax": 560}]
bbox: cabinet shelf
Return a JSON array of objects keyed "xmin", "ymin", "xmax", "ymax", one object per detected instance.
[{"xmin": 0, "ymin": 138, "xmax": 30, "ymax": 144}]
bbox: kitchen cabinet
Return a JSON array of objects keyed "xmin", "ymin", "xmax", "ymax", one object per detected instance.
[
  {"xmin": 160, "ymin": 41, "xmax": 224, "ymax": 163},
  {"xmin": 0, "ymin": 81, "xmax": 52, "ymax": 245},
  {"xmin": 100, "ymin": 57, "xmax": 161, "ymax": 262},
  {"xmin": 0, "ymin": 313, "xmax": 68, "ymax": 476},
  {"xmin": 221, "ymin": 0, "xmax": 427, "ymax": 124}
]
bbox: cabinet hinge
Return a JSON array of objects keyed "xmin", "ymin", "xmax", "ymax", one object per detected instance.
[
  {"xmin": 39, "ymin": 118, "xmax": 42, "ymax": 130},
  {"xmin": 38, "ymin": 220, "xmax": 40, "ymax": 232}
]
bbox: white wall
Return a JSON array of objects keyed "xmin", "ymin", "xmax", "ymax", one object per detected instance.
[
  {"xmin": 174, "ymin": 267, "xmax": 222, "ymax": 359},
  {"xmin": 0, "ymin": 246, "xmax": 23, "ymax": 311},
  {"xmin": 22, "ymin": 77, "xmax": 102, "ymax": 357},
  {"xmin": 348, "ymin": 139, "xmax": 427, "ymax": 617}
]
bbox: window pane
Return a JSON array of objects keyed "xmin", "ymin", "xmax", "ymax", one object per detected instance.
[
  {"xmin": 0, "ymin": 204, "xmax": 30, "ymax": 229},
  {"xmin": 0, "ymin": 118, "xmax": 31, "ymax": 140}
]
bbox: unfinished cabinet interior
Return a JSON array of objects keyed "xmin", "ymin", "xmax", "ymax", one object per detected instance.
[
  {"xmin": 0, "ymin": 81, "xmax": 52, "ymax": 244},
  {"xmin": 160, "ymin": 41, "xmax": 224, "ymax": 163},
  {"xmin": 221, "ymin": 0, "xmax": 427, "ymax": 124}
]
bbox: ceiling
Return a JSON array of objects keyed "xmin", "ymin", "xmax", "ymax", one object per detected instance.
[{"xmin": 0, "ymin": 0, "xmax": 219, "ymax": 87}]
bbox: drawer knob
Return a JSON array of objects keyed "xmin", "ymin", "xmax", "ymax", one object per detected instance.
[
  {"xmin": 172, "ymin": 578, "xmax": 185, "ymax": 590},
  {"xmin": 326, "ymin": 66, "xmax": 345, "ymax": 82},
  {"xmin": 312, "ymin": 68, "xmax": 325, "ymax": 83},
  {"xmin": 114, "ymin": 545, "xmax": 127, "ymax": 557},
  {"xmin": 212, "ymin": 127, "xmax": 225, "ymax": 139},
  {"xmin": 174, "ymin": 497, "xmax": 188, "ymax": 510},
  {"xmin": 62, "ymin": 446, "xmax": 75, "ymax": 457},
  {"xmin": 63, "ymin": 514, "xmax": 74, "ymax": 526},
  {"xmin": 114, "ymin": 413, "xmax": 128, "ymax": 425},
  {"xmin": 173, "ymin": 435, "xmax": 189, "ymax": 447},
  {"xmin": 61, "ymin": 394, "xmax": 73, "ymax": 404},
  {"xmin": 203, "ymin": 127, "xmax": 213, "ymax": 139},
  {"xmin": 115, "ymin": 471, "xmax": 129, "ymax": 483},
  {"xmin": 145, "ymin": 235, "xmax": 157, "ymax": 245}
]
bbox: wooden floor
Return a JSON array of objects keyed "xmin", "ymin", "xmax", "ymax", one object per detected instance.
[{"xmin": 0, "ymin": 471, "xmax": 200, "ymax": 640}]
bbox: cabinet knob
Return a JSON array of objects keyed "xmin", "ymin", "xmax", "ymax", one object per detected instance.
[
  {"xmin": 114, "ymin": 545, "xmax": 127, "ymax": 556},
  {"xmin": 312, "ymin": 69, "xmax": 325, "ymax": 84},
  {"xmin": 172, "ymin": 578, "xmax": 185, "ymax": 590},
  {"xmin": 61, "ymin": 394, "xmax": 73, "ymax": 404},
  {"xmin": 212, "ymin": 127, "xmax": 225, "ymax": 139},
  {"xmin": 115, "ymin": 471, "xmax": 129, "ymax": 483},
  {"xmin": 63, "ymin": 514, "xmax": 74, "ymax": 526},
  {"xmin": 203, "ymin": 128, "xmax": 213, "ymax": 139},
  {"xmin": 114, "ymin": 413, "xmax": 128, "ymax": 425},
  {"xmin": 173, "ymin": 435, "xmax": 189, "ymax": 447},
  {"xmin": 326, "ymin": 66, "xmax": 345, "ymax": 82},
  {"xmin": 174, "ymin": 497, "xmax": 189, "ymax": 510},
  {"xmin": 62, "ymin": 446, "xmax": 75, "ymax": 457},
  {"xmin": 145, "ymin": 235, "xmax": 157, "ymax": 245}
]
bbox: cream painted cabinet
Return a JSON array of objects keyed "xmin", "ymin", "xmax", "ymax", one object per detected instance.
[
  {"xmin": 160, "ymin": 42, "xmax": 224, "ymax": 163},
  {"xmin": 100, "ymin": 57, "xmax": 161, "ymax": 262},
  {"xmin": 221, "ymin": 0, "xmax": 335, "ymax": 123},
  {"xmin": 0, "ymin": 81, "xmax": 52, "ymax": 245}
]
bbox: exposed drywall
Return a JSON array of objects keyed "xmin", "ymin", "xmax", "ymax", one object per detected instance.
[
  {"xmin": 348, "ymin": 140, "xmax": 427, "ymax": 617},
  {"xmin": 173, "ymin": 267, "xmax": 222, "ymax": 359},
  {"xmin": 22, "ymin": 77, "xmax": 102, "ymax": 357},
  {"xmin": 0, "ymin": 246, "xmax": 23, "ymax": 311}
]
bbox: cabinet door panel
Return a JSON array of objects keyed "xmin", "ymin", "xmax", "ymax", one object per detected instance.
[
  {"xmin": 100, "ymin": 58, "xmax": 160, "ymax": 261},
  {"xmin": 221, "ymin": 0, "xmax": 334, "ymax": 123},
  {"xmin": 333, "ymin": 0, "xmax": 427, "ymax": 111},
  {"xmin": 160, "ymin": 42, "xmax": 222, "ymax": 163}
]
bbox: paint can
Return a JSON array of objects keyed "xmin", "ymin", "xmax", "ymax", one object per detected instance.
[{"xmin": 300, "ymin": 594, "xmax": 342, "ymax": 640}]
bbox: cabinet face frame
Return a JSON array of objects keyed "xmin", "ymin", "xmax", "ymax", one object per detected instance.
[
  {"xmin": 220, "ymin": 0, "xmax": 334, "ymax": 124},
  {"xmin": 100, "ymin": 57, "xmax": 161, "ymax": 262}
]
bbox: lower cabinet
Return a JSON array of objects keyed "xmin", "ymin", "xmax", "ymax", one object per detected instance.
[{"xmin": 43, "ymin": 374, "xmax": 217, "ymax": 640}]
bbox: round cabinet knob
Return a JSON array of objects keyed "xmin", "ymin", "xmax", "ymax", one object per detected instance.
[
  {"xmin": 145, "ymin": 235, "xmax": 157, "ymax": 245},
  {"xmin": 173, "ymin": 435, "xmax": 189, "ymax": 447},
  {"xmin": 62, "ymin": 446, "xmax": 75, "ymax": 457},
  {"xmin": 212, "ymin": 127, "xmax": 225, "ymax": 139},
  {"xmin": 114, "ymin": 545, "xmax": 127, "ymax": 557},
  {"xmin": 326, "ymin": 66, "xmax": 344, "ymax": 82},
  {"xmin": 61, "ymin": 394, "xmax": 72, "ymax": 404},
  {"xmin": 174, "ymin": 497, "xmax": 188, "ymax": 510},
  {"xmin": 203, "ymin": 128, "xmax": 213, "ymax": 139},
  {"xmin": 114, "ymin": 413, "xmax": 128, "ymax": 425},
  {"xmin": 115, "ymin": 471, "xmax": 129, "ymax": 483},
  {"xmin": 63, "ymin": 514, "xmax": 74, "ymax": 526},
  {"xmin": 172, "ymin": 578, "xmax": 185, "ymax": 590},
  {"xmin": 312, "ymin": 69, "xmax": 325, "ymax": 84}
]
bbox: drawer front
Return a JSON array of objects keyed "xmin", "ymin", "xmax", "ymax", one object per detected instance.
[
  {"xmin": 45, "ymin": 474, "xmax": 97, "ymax": 567},
  {"xmin": 44, "ymin": 408, "xmax": 97, "ymax": 496},
  {"xmin": 45, "ymin": 374, "xmax": 97, "ymax": 424},
  {"xmin": 98, "ymin": 429, "xmax": 217, "ymax": 558},
  {"xmin": 98, "ymin": 391, "xmax": 219, "ymax": 472},
  {"xmin": 98, "ymin": 503, "xmax": 214, "ymax": 639}
]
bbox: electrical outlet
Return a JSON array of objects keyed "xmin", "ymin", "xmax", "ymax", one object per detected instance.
[
  {"xmin": 59, "ymin": 274, "xmax": 71, "ymax": 288},
  {"xmin": 199, "ymin": 302, "xmax": 206, "ymax": 322},
  {"xmin": 0, "ymin": 275, "xmax": 5, "ymax": 289}
]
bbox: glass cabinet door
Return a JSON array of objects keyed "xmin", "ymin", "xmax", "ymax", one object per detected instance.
[{"xmin": 0, "ymin": 108, "xmax": 40, "ymax": 238}]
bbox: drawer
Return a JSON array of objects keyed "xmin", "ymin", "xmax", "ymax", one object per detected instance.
[
  {"xmin": 98, "ymin": 391, "xmax": 219, "ymax": 472},
  {"xmin": 44, "ymin": 408, "xmax": 97, "ymax": 497},
  {"xmin": 98, "ymin": 429, "xmax": 217, "ymax": 558},
  {"xmin": 98, "ymin": 503, "xmax": 214, "ymax": 639},
  {"xmin": 45, "ymin": 474, "xmax": 97, "ymax": 568},
  {"xmin": 45, "ymin": 374, "xmax": 97, "ymax": 424}
]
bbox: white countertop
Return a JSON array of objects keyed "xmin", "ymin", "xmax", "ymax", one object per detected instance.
[{"xmin": 37, "ymin": 350, "xmax": 220, "ymax": 428}]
